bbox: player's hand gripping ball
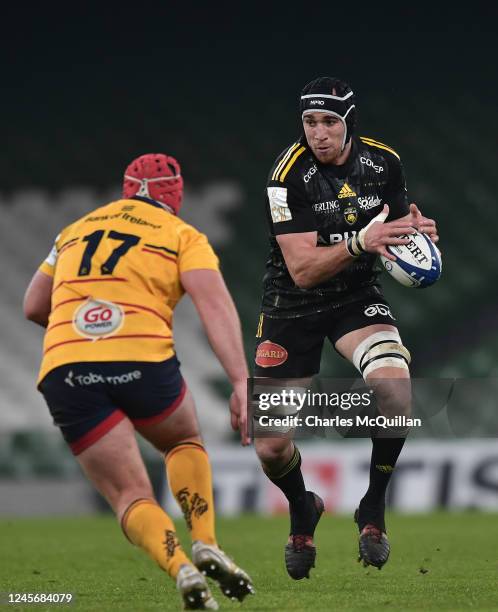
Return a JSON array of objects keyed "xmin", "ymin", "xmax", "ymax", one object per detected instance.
[{"xmin": 380, "ymin": 231, "xmax": 442, "ymax": 288}]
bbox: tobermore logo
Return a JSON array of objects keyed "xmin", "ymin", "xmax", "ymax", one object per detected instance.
[
  {"xmin": 73, "ymin": 299, "xmax": 124, "ymax": 339},
  {"xmin": 255, "ymin": 340, "xmax": 288, "ymax": 368}
]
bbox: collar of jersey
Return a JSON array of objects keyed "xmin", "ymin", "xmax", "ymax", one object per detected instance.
[{"xmin": 130, "ymin": 195, "xmax": 166, "ymax": 210}]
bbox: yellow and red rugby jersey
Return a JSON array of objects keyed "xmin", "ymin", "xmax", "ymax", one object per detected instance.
[{"xmin": 37, "ymin": 197, "xmax": 219, "ymax": 384}]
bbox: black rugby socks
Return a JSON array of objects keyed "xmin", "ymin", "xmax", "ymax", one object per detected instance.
[
  {"xmin": 359, "ymin": 436, "xmax": 406, "ymax": 530},
  {"xmin": 264, "ymin": 446, "xmax": 315, "ymax": 535}
]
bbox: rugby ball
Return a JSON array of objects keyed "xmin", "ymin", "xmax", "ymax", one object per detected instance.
[{"xmin": 380, "ymin": 231, "xmax": 442, "ymax": 288}]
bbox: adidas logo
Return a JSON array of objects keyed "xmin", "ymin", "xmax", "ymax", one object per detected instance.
[
  {"xmin": 375, "ymin": 464, "xmax": 394, "ymax": 473},
  {"xmin": 338, "ymin": 183, "xmax": 357, "ymax": 198}
]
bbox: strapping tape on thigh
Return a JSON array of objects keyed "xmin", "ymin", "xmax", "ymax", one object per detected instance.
[{"xmin": 352, "ymin": 331, "xmax": 411, "ymax": 378}]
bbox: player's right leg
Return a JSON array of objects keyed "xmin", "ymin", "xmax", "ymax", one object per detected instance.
[
  {"xmin": 255, "ymin": 436, "xmax": 324, "ymax": 579},
  {"xmin": 253, "ymin": 313, "xmax": 325, "ymax": 580},
  {"xmin": 39, "ymin": 363, "xmax": 217, "ymax": 610}
]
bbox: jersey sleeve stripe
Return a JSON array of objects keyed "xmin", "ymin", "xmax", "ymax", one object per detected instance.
[
  {"xmin": 143, "ymin": 243, "xmax": 178, "ymax": 256},
  {"xmin": 58, "ymin": 242, "xmax": 78, "ymax": 256},
  {"xmin": 51, "ymin": 297, "xmax": 88, "ymax": 313},
  {"xmin": 272, "ymin": 143, "xmax": 300, "ymax": 181},
  {"xmin": 141, "ymin": 248, "xmax": 177, "ymax": 264},
  {"xmin": 279, "ymin": 146, "xmax": 306, "ymax": 182},
  {"xmin": 115, "ymin": 301, "xmax": 172, "ymax": 326},
  {"xmin": 43, "ymin": 334, "xmax": 173, "ymax": 355},
  {"xmin": 59, "ymin": 237, "xmax": 79, "ymax": 250},
  {"xmin": 360, "ymin": 137, "xmax": 400, "ymax": 160},
  {"xmin": 52, "ymin": 277, "xmax": 127, "ymax": 294}
]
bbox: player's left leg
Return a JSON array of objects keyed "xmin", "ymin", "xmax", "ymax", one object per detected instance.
[
  {"xmin": 134, "ymin": 388, "xmax": 214, "ymax": 545},
  {"xmin": 134, "ymin": 386, "xmax": 254, "ymax": 602},
  {"xmin": 76, "ymin": 417, "xmax": 218, "ymax": 610},
  {"xmin": 335, "ymin": 322, "xmax": 411, "ymax": 569}
]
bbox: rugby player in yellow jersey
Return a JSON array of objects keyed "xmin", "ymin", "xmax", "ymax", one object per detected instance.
[{"xmin": 23, "ymin": 153, "xmax": 254, "ymax": 610}]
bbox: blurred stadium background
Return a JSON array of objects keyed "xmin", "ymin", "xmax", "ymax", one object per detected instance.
[{"xmin": 1, "ymin": 8, "xmax": 498, "ymax": 523}]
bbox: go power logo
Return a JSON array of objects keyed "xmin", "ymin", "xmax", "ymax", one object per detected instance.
[{"xmin": 73, "ymin": 299, "xmax": 124, "ymax": 339}]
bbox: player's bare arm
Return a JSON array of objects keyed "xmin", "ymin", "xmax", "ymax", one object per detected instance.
[
  {"xmin": 181, "ymin": 268, "xmax": 250, "ymax": 445},
  {"xmin": 23, "ymin": 269, "xmax": 53, "ymax": 327},
  {"xmin": 277, "ymin": 205, "xmax": 414, "ymax": 289},
  {"xmin": 276, "ymin": 231, "xmax": 352, "ymax": 289}
]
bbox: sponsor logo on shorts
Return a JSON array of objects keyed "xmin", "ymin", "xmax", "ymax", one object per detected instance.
[
  {"xmin": 64, "ymin": 369, "xmax": 142, "ymax": 387},
  {"xmin": 364, "ymin": 303, "xmax": 396, "ymax": 320},
  {"xmin": 73, "ymin": 299, "xmax": 124, "ymax": 339},
  {"xmin": 64, "ymin": 371, "xmax": 75, "ymax": 387},
  {"xmin": 255, "ymin": 340, "xmax": 288, "ymax": 368}
]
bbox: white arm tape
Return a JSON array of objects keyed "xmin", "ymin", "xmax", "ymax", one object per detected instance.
[{"xmin": 357, "ymin": 209, "xmax": 388, "ymax": 250}]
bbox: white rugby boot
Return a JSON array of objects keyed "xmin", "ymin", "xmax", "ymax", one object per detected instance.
[
  {"xmin": 176, "ymin": 563, "xmax": 219, "ymax": 610},
  {"xmin": 191, "ymin": 541, "xmax": 255, "ymax": 602}
]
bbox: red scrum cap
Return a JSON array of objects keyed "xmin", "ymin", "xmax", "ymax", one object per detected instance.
[{"xmin": 123, "ymin": 153, "xmax": 184, "ymax": 214}]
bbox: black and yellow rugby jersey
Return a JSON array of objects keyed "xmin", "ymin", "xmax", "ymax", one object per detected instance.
[
  {"xmin": 37, "ymin": 196, "xmax": 219, "ymax": 383},
  {"xmin": 262, "ymin": 135, "xmax": 409, "ymax": 318}
]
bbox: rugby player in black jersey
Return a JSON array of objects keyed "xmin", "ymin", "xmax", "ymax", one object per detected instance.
[{"xmin": 253, "ymin": 77, "xmax": 439, "ymax": 579}]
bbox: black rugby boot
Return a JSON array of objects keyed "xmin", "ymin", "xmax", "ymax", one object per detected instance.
[
  {"xmin": 285, "ymin": 492, "xmax": 324, "ymax": 580},
  {"xmin": 354, "ymin": 502, "xmax": 390, "ymax": 570}
]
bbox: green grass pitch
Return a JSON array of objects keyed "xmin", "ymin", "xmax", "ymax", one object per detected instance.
[{"xmin": 1, "ymin": 513, "xmax": 497, "ymax": 611}]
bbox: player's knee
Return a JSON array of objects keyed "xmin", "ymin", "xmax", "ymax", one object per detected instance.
[
  {"xmin": 254, "ymin": 437, "xmax": 293, "ymax": 466},
  {"xmin": 370, "ymin": 376, "xmax": 412, "ymax": 418},
  {"xmin": 353, "ymin": 330, "xmax": 411, "ymax": 380},
  {"xmin": 115, "ymin": 489, "xmax": 156, "ymax": 521}
]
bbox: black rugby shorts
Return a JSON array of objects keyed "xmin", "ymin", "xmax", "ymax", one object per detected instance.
[
  {"xmin": 254, "ymin": 296, "xmax": 398, "ymax": 378},
  {"xmin": 39, "ymin": 356, "xmax": 185, "ymax": 455}
]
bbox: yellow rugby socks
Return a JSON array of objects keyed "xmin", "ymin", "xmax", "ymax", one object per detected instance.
[
  {"xmin": 121, "ymin": 498, "xmax": 190, "ymax": 578},
  {"xmin": 165, "ymin": 442, "xmax": 217, "ymax": 546}
]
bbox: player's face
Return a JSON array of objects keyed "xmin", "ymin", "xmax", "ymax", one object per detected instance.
[{"xmin": 302, "ymin": 113, "xmax": 346, "ymax": 164}]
